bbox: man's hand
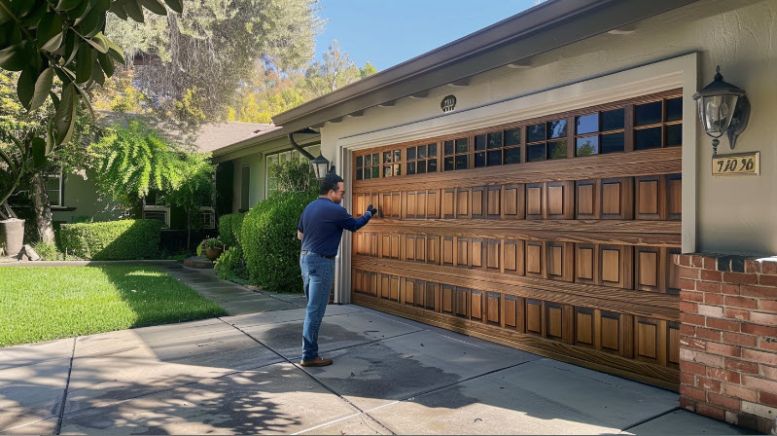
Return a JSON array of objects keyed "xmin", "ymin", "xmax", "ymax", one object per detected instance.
[
  {"xmin": 366, "ymin": 204, "xmax": 379, "ymax": 217},
  {"xmin": 297, "ymin": 230, "xmax": 303, "ymax": 241}
]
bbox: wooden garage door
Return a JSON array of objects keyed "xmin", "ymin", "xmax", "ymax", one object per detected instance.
[{"xmin": 351, "ymin": 90, "xmax": 683, "ymax": 390}]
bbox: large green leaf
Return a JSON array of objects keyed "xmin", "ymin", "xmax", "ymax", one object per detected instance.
[
  {"xmin": 75, "ymin": 43, "xmax": 94, "ymax": 83},
  {"xmin": 54, "ymin": 83, "xmax": 79, "ymax": 145},
  {"xmin": 30, "ymin": 67, "xmax": 55, "ymax": 111},
  {"xmin": 123, "ymin": 0, "xmax": 145, "ymax": 22},
  {"xmin": 109, "ymin": 2, "xmax": 128, "ymax": 20},
  {"xmin": 162, "ymin": 0, "xmax": 182, "ymax": 14},
  {"xmin": 97, "ymin": 51, "xmax": 114, "ymax": 77},
  {"xmin": 86, "ymin": 32, "xmax": 110, "ymax": 54},
  {"xmin": 62, "ymin": 30, "xmax": 80, "ymax": 65},
  {"xmin": 139, "ymin": 0, "xmax": 166, "ymax": 15},
  {"xmin": 90, "ymin": 57, "xmax": 105, "ymax": 86},
  {"xmin": 0, "ymin": 42, "xmax": 26, "ymax": 71},
  {"xmin": 55, "ymin": 0, "xmax": 86, "ymax": 12},
  {"xmin": 17, "ymin": 67, "xmax": 36, "ymax": 109},
  {"xmin": 37, "ymin": 13, "xmax": 65, "ymax": 53},
  {"xmin": 106, "ymin": 37, "xmax": 125, "ymax": 64},
  {"xmin": 74, "ymin": 3, "xmax": 106, "ymax": 37}
]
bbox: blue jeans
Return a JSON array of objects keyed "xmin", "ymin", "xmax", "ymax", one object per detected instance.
[{"xmin": 300, "ymin": 252, "xmax": 335, "ymax": 361}]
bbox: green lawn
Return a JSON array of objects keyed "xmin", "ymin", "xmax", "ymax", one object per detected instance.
[{"xmin": 0, "ymin": 265, "xmax": 227, "ymax": 347}]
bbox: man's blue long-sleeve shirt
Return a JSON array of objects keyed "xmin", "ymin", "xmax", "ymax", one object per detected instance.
[{"xmin": 297, "ymin": 198, "xmax": 371, "ymax": 257}]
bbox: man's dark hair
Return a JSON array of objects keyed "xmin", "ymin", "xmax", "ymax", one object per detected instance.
[{"xmin": 319, "ymin": 173, "xmax": 344, "ymax": 195}]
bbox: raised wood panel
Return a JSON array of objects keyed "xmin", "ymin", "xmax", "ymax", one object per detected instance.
[
  {"xmin": 526, "ymin": 299, "xmax": 542, "ymax": 335},
  {"xmin": 638, "ymin": 250, "xmax": 659, "ymax": 290},
  {"xmin": 636, "ymin": 318, "xmax": 659, "ymax": 362},
  {"xmin": 667, "ymin": 174, "xmax": 682, "ymax": 220},
  {"xmin": 526, "ymin": 242, "xmax": 544, "ymax": 277},
  {"xmin": 599, "ymin": 245, "xmax": 633, "ymax": 289},
  {"xmin": 576, "ymin": 180, "xmax": 598, "ymax": 219},
  {"xmin": 426, "ymin": 282, "xmax": 439, "ymax": 311},
  {"xmin": 391, "ymin": 234, "xmax": 400, "ymax": 259},
  {"xmin": 405, "ymin": 236, "xmax": 416, "ymax": 261},
  {"xmin": 455, "ymin": 288, "xmax": 469, "ymax": 318},
  {"xmin": 390, "ymin": 275, "xmax": 400, "ymax": 301},
  {"xmin": 471, "ymin": 291, "xmax": 483, "ymax": 321},
  {"xmin": 381, "ymin": 234, "xmax": 391, "ymax": 258},
  {"xmin": 668, "ymin": 322, "xmax": 680, "ymax": 365},
  {"xmin": 526, "ymin": 183, "xmax": 544, "ymax": 219},
  {"xmin": 504, "ymin": 296, "xmax": 518, "ymax": 328},
  {"xmin": 503, "ymin": 184, "xmax": 525, "ymax": 219},
  {"xmin": 504, "ymin": 240, "xmax": 525, "ymax": 275},
  {"xmin": 404, "ymin": 279, "xmax": 415, "ymax": 305},
  {"xmin": 487, "ymin": 187, "xmax": 501, "ymax": 218},
  {"xmin": 575, "ymin": 244, "xmax": 596, "ymax": 284},
  {"xmin": 457, "ymin": 189, "xmax": 470, "ymax": 218},
  {"xmin": 486, "ymin": 240, "xmax": 500, "ymax": 270},
  {"xmin": 546, "ymin": 303, "xmax": 564, "ymax": 340},
  {"xmin": 471, "ymin": 240, "xmax": 483, "ymax": 268},
  {"xmin": 636, "ymin": 176, "xmax": 664, "ymax": 220},
  {"xmin": 427, "ymin": 190, "xmax": 440, "ymax": 218},
  {"xmin": 575, "ymin": 308, "xmax": 594, "ymax": 347},
  {"xmin": 442, "ymin": 285, "xmax": 454, "ymax": 314},
  {"xmin": 487, "ymin": 292, "xmax": 500, "ymax": 325},
  {"xmin": 443, "ymin": 189, "xmax": 455, "ymax": 218},
  {"xmin": 407, "ymin": 192, "xmax": 418, "ymax": 218},
  {"xmin": 601, "ymin": 178, "xmax": 634, "ymax": 220},
  {"xmin": 547, "ymin": 181, "xmax": 574, "ymax": 219},
  {"xmin": 601, "ymin": 312, "xmax": 621, "ymax": 353},
  {"xmin": 472, "ymin": 188, "xmax": 485, "ymax": 218},
  {"xmin": 458, "ymin": 239, "xmax": 470, "ymax": 267},
  {"xmin": 547, "ymin": 242, "xmax": 573, "ymax": 282},
  {"xmin": 667, "ymin": 248, "xmax": 680, "ymax": 295},
  {"xmin": 442, "ymin": 237, "xmax": 454, "ymax": 265}
]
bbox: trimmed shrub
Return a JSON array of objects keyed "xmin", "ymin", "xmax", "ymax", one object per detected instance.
[
  {"xmin": 59, "ymin": 219, "xmax": 163, "ymax": 260},
  {"xmin": 215, "ymin": 246, "xmax": 247, "ymax": 281},
  {"xmin": 241, "ymin": 191, "xmax": 316, "ymax": 292},
  {"xmin": 218, "ymin": 213, "xmax": 245, "ymax": 247}
]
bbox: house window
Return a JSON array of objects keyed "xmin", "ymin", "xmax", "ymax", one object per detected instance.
[
  {"xmin": 443, "ymin": 137, "xmax": 469, "ymax": 171},
  {"xmin": 407, "ymin": 143, "xmax": 437, "ymax": 175},
  {"xmin": 526, "ymin": 118, "xmax": 568, "ymax": 162},
  {"xmin": 45, "ymin": 169, "xmax": 64, "ymax": 207},
  {"xmin": 355, "ymin": 152, "xmax": 380, "ymax": 180},
  {"xmin": 199, "ymin": 207, "xmax": 216, "ymax": 230},
  {"xmin": 575, "ymin": 108, "xmax": 626, "ymax": 156},
  {"xmin": 266, "ymin": 145, "xmax": 319, "ymax": 197},
  {"xmin": 241, "ymin": 166, "xmax": 250, "ymax": 210},
  {"xmin": 382, "ymin": 149, "xmax": 402, "ymax": 177},
  {"xmin": 633, "ymin": 97, "xmax": 683, "ymax": 150},
  {"xmin": 474, "ymin": 128, "xmax": 521, "ymax": 168}
]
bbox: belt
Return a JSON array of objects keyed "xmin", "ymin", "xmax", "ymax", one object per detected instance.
[{"xmin": 300, "ymin": 250, "xmax": 335, "ymax": 260}]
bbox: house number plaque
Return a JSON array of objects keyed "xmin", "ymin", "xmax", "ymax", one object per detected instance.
[{"xmin": 712, "ymin": 151, "xmax": 760, "ymax": 176}]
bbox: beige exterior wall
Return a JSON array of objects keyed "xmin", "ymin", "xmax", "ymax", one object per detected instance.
[
  {"xmin": 320, "ymin": 0, "xmax": 777, "ymax": 257},
  {"xmin": 53, "ymin": 171, "xmax": 122, "ymax": 224}
]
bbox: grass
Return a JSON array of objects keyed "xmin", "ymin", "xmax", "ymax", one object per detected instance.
[{"xmin": 0, "ymin": 265, "xmax": 227, "ymax": 347}]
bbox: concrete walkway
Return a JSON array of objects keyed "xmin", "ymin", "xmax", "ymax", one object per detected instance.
[{"xmin": 0, "ymin": 300, "xmax": 754, "ymax": 435}]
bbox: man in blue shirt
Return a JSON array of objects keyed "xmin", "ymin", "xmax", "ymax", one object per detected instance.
[{"xmin": 296, "ymin": 172, "xmax": 376, "ymax": 367}]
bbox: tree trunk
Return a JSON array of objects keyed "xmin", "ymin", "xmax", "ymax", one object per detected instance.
[{"xmin": 31, "ymin": 173, "xmax": 55, "ymax": 245}]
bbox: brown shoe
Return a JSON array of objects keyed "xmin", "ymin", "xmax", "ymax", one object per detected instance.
[{"xmin": 300, "ymin": 356, "xmax": 333, "ymax": 367}]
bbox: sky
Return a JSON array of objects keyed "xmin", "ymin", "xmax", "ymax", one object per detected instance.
[{"xmin": 314, "ymin": 0, "xmax": 540, "ymax": 71}]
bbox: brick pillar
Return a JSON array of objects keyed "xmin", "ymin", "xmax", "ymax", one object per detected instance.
[{"xmin": 676, "ymin": 253, "xmax": 777, "ymax": 434}]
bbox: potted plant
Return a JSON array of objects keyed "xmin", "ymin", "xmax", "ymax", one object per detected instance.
[
  {"xmin": 0, "ymin": 218, "xmax": 24, "ymax": 258},
  {"xmin": 203, "ymin": 238, "xmax": 224, "ymax": 261}
]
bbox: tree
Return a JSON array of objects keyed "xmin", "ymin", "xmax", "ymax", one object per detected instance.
[
  {"xmin": 305, "ymin": 41, "xmax": 361, "ymax": 97},
  {"xmin": 106, "ymin": 0, "xmax": 320, "ymax": 127}
]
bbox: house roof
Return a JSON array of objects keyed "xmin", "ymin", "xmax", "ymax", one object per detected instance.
[{"xmin": 271, "ymin": 0, "xmax": 700, "ymax": 132}]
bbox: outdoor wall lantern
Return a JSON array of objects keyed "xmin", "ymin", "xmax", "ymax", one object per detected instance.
[
  {"xmin": 310, "ymin": 153, "xmax": 334, "ymax": 181},
  {"xmin": 693, "ymin": 66, "xmax": 750, "ymax": 155}
]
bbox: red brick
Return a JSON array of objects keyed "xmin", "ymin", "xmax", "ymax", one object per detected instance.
[
  {"xmin": 707, "ymin": 342, "xmax": 741, "ymax": 358},
  {"xmin": 705, "ymin": 293, "xmax": 726, "ymax": 305},
  {"xmin": 742, "ymin": 375, "xmax": 777, "ymax": 392},
  {"xmin": 674, "ymin": 253, "xmax": 688, "ymax": 267},
  {"xmin": 723, "ymin": 383, "xmax": 758, "ymax": 402},
  {"xmin": 707, "ymin": 318, "xmax": 740, "ymax": 332},
  {"xmin": 721, "ymin": 283, "xmax": 740, "ymax": 295},
  {"xmin": 708, "ymin": 392, "xmax": 742, "ymax": 411},
  {"xmin": 680, "ymin": 336, "xmax": 707, "ymax": 351},
  {"xmin": 750, "ymin": 311, "xmax": 777, "ymax": 326},
  {"xmin": 679, "ymin": 301, "xmax": 699, "ymax": 314},
  {"xmin": 742, "ymin": 348, "xmax": 777, "ymax": 366},
  {"xmin": 679, "ymin": 267, "xmax": 700, "ymax": 279},
  {"xmin": 758, "ymin": 300, "xmax": 777, "ymax": 312},
  {"xmin": 680, "ymin": 324, "xmax": 696, "ymax": 336},
  {"xmin": 691, "ymin": 255, "xmax": 704, "ymax": 268},
  {"xmin": 699, "ymin": 304, "xmax": 724, "ymax": 318},
  {"xmin": 703, "ymin": 256, "xmax": 718, "ymax": 270},
  {"xmin": 758, "ymin": 274, "xmax": 777, "ymax": 286},
  {"xmin": 696, "ymin": 403, "xmax": 726, "ymax": 421},
  {"xmin": 724, "ymin": 296, "xmax": 759, "ymax": 309},
  {"xmin": 681, "ymin": 312, "xmax": 706, "ymax": 326},
  {"xmin": 682, "ymin": 349, "xmax": 725, "ymax": 368},
  {"xmin": 699, "ymin": 376, "xmax": 722, "ymax": 392},
  {"xmin": 701, "ymin": 269, "xmax": 723, "ymax": 282},
  {"xmin": 680, "ymin": 360, "xmax": 707, "ymax": 376},
  {"xmin": 679, "ymin": 396, "xmax": 697, "ymax": 411},
  {"xmin": 761, "ymin": 260, "xmax": 777, "ymax": 275},
  {"xmin": 741, "ymin": 323, "xmax": 777, "ymax": 337},
  {"xmin": 678, "ymin": 278, "xmax": 697, "ymax": 291},
  {"xmin": 759, "ymin": 338, "xmax": 777, "ymax": 352},
  {"xmin": 760, "ymin": 391, "xmax": 777, "ymax": 408},
  {"xmin": 695, "ymin": 327, "xmax": 722, "ymax": 341},
  {"xmin": 723, "ymin": 332, "xmax": 758, "ymax": 348},
  {"xmin": 708, "ymin": 367, "xmax": 742, "ymax": 383},
  {"xmin": 760, "ymin": 364, "xmax": 777, "ymax": 380},
  {"xmin": 680, "ymin": 372, "xmax": 695, "ymax": 386},
  {"xmin": 680, "ymin": 384, "xmax": 707, "ymax": 402},
  {"xmin": 724, "ymin": 308, "xmax": 750, "ymax": 321},
  {"xmin": 723, "ymin": 272, "xmax": 758, "ymax": 285},
  {"xmin": 741, "ymin": 284, "xmax": 777, "ymax": 298},
  {"xmin": 726, "ymin": 358, "xmax": 759, "ymax": 374},
  {"xmin": 698, "ymin": 281, "xmax": 722, "ymax": 293},
  {"xmin": 745, "ymin": 260, "xmax": 761, "ymax": 274},
  {"xmin": 681, "ymin": 290, "xmax": 704, "ymax": 302}
]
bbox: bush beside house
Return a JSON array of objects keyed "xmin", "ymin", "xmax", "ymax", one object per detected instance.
[
  {"xmin": 218, "ymin": 213, "xmax": 245, "ymax": 248},
  {"xmin": 241, "ymin": 191, "xmax": 315, "ymax": 292},
  {"xmin": 59, "ymin": 219, "xmax": 163, "ymax": 260}
]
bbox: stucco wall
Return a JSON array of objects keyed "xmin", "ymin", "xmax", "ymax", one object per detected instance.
[
  {"xmin": 53, "ymin": 171, "xmax": 122, "ymax": 224},
  {"xmin": 320, "ymin": 0, "xmax": 777, "ymax": 257}
]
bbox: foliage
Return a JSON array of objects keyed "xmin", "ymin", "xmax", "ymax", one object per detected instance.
[
  {"xmin": 270, "ymin": 158, "xmax": 317, "ymax": 195},
  {"xmin": 32, "ymin": 241, "xmax": 82, "ymax": 261},
  {"xmin": 202, "ymin": 237, "xmax": 223, "ymax": 250},
  {"xmin": 0, "ymin": 265, "xmax": 225, "ymax": 347},
  {"xmin": 218, "ymin": 212, "xmax": 245, "ymax": 248},
  {"xmin": 91, "ymin": 67, "xmax": 151, "ymax": 113},
  {"xmin": 214, "ymin": 245, "xmax": 247, "ymax": 281},
  {"xmin": 241, "ymin": 191, "xmax": 315, "ymax": 292},
  {"xmin": 0, "ymin": 0, "xmax": 177, "ymax": 148},
  {"xmin": 59, "ymin": 219, "xmax": 162, "ymax": 260},
  {"xmin": 196, "ymin": 239, "xmax": 204, "ymax": 256},
  {"xmin": 106, "ymin": 0, "xmax": 320, "ymax": 127}
]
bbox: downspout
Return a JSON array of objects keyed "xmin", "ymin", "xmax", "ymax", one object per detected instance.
[{"xmin": 287, "ymin": 128, "xmax": 320, "ymax": 160}]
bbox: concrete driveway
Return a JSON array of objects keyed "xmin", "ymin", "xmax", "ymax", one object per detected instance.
[{"xmin": 0, "ymin": 301, "xmax": 754, "ymax": 435}]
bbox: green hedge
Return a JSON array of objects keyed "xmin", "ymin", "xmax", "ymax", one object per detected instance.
[
  {"xmin": 59, "ymin": 219, "xmax": 163, "ymax": 260},
  {"xmin": 218, "ymin": 212, "xmax": 245, "ymax": 247},
  {"xmin": 241, "ymin": 192, "xmax": 315, "ymax": 292}
]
